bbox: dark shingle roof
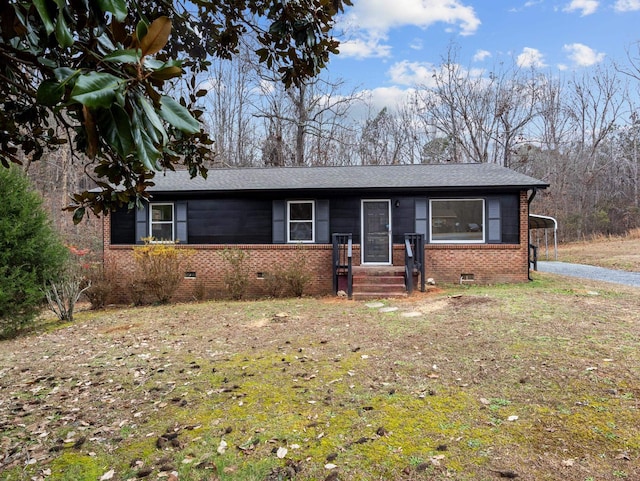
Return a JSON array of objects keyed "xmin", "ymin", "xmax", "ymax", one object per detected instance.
[{"xmin": 147, "ymin": 163, "xmax": 548, "ymax": 193}]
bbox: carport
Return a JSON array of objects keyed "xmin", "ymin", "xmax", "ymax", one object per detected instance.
[{"xmin": 529, "ymin": 214, "xmax": 558, "ymax": 268}]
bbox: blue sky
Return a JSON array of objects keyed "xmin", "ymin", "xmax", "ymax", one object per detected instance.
[{"xmin": 327, "ymin": 0, "xmax": 640, "ymax": 106}]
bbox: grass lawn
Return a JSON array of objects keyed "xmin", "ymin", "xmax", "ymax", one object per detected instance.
[
  {"xmin": 556, "ymin": 228, "xmax": 640, "ymax": 272},
  {"xmin": 1, "ymin": 274, "xmax": 639, "ymax": 480}
]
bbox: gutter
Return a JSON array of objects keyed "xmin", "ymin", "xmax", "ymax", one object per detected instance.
[{"xmin": 527, "ymin": 188, "xmax": 537, "ymax": 280}]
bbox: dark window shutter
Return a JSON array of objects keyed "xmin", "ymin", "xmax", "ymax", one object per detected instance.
[
  {"xmin": 176, "ymin": 201, "xmax": 188, "ymax": 243},
  {"xmin": 315, "ymin": 199, "xmax": 330, "ymax": 243},
  {"xmin": 415, "ymin": 198, "xmax": 428, "ymax": 239},
  {"xmin": 501, "ymin": 195, "xmax": 520, "ymax": 244},
  {"xmin": 487, "ymin": 198, "xmax": 501, "ymax": 243},
  {"xmin": 272, "ymin": 200, "xmax": 285, "ymax": 244},
  {"xmin": 135, "ymin": 201, "xmax": 149, "ymax": 244},
  {"xmin": 110, "ymin": 208, "xmax": 136, "ymax": 245}
]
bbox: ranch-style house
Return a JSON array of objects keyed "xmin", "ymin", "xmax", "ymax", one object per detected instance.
[{"xmin": 103, "ymin": 163, "xmax": 549, "ymax": 301}]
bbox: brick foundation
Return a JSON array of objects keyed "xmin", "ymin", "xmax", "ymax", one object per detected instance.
[{"xmin": 104, "ymin": 243, "xmax": 334, "ymax": 303}]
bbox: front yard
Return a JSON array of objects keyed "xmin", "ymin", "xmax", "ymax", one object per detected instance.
[{"xmin": 1, "ymin": 274, "xmax": 639, "ymax": 480}]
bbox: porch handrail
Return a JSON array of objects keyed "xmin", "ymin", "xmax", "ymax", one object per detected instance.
[
  {"xmin": 332, "ymin": 233, "xmax": 353, "ymax": 299},
  {"xmin": 404, "ymin": 233, "xmax": 426, "ymax": 293},
  {"xmin": 405, "ymin": 238, "xmax": 414, "ymax": 295},
  {"xmin": 529, "ymin": 243, "xmax": 538, "ymax": 271}
]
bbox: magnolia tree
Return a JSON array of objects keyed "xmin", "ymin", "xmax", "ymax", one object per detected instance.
[{"xmin": 0, "ymin": 0, "xmax": 350, "ymax": 220}]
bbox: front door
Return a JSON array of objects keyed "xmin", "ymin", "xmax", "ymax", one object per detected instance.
[{"xmin": 362, "ymin": 200, "xmax": 392, "ymax": 264}]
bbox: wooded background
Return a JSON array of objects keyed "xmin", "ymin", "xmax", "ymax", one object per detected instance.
[{"xmin": 24, "ymin": 43, "xmax": 640, "ymax": 246}]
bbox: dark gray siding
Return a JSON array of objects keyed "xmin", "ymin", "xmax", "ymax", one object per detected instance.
[
  {"xmin": 108, "ymin": 191, "xmax": 522, "ymax": 246},
  {"xmin": 329, "ymin": 197, "xmax": 362, "ymax": 243},
  {"xmin": 188, "ymin": 199, "xmax": 272, "ymax": 244},
  {"xmin": 391, "ymin": 196, "xmax": 415, "ymax": 243}
]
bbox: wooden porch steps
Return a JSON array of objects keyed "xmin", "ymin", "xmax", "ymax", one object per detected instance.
[{"xmin": 351, "ymin": 266, "xmax": 407, "ymax": 301}]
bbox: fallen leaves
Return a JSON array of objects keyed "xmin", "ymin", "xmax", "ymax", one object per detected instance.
[
  {"xmin": 217, "ymin": 439, "xmax": 228, "ymax": 455},
  {"xmin": 100, "ymin": 469, "xmax": 115, "ymax": 480}
]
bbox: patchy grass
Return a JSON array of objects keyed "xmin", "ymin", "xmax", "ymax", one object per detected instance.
[
  {"xmin": 556, "ymin": 228, "xmax": 640, "ymax": 271},
  {"xmin": 1, "ymin": 275, "xmax": 639, "ymax": 481}
]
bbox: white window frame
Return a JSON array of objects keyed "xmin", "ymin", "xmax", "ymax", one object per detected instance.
[
  {"xmin": 287, "ymin": 200, "xmax": 315, "ymax": 243},
  {"xmin": 149, "ymin": 203, "xmax": 175, "ymax": 242},
  {"xmin": 429, "ymin": 198, "xmax": 485, "ymax": 244}
]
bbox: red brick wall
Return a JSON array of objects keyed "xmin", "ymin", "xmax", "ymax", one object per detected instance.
[
  {"xmin": 103, "ymin": 192, "xmax": 531, "ymax": 301},
  {"xmin": 424, "ymin": 191, "xmax": 530, "ymax": 284},
  {"xmin": 104, "ymin": 243, "xmax": 334, "ymax": 302}
]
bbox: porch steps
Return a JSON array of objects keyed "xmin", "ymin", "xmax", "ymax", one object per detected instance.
[{"xmin": 351, "ymin": 267, "xmax": 407, "ymax": 301}]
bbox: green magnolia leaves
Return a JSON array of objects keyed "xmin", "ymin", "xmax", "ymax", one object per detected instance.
[
  {"xmin": 55, "ymin": 11, "xmax": 73, "ymax": 48},
  {"xmin": 2, "ymin": 0, "xmax": 348, "ymax": 220},
  {"xmin": 36, "ymin": 80, "xmax": 65, "ymax": 106},
  {"xmin": 99, "ymin": 105, "xmax": 134, "ymax": 159},
  {"xmin": 32, "ymin": 0, "xmax": 54, "ymax": 35},
  {"xmin": 103, "ymin": 49, "xmax": 142, "ymax": 64},
  {"xmin": 96, "ymin": 0, "xmax": 127, "ymax": 22},
  {"xmin": 159, "ymin": 96, "xmax": 200, "ymax": 134},
  {"xmin": 70, "ymin": 72, "xmax": 122, "ymax": 108},
  {"xmin": 60, "ymin": 13, "xmax": 200, "ymax": 172}
]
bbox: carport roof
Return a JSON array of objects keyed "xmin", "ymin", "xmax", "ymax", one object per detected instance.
[{"xmin": 529, "ymin": 214, "xmax": 558, "ymax": 230}]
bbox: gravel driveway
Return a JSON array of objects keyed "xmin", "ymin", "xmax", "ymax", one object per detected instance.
[{"xmin": 536, "ymin": 261, "xmax": 640, "ymax": 288}]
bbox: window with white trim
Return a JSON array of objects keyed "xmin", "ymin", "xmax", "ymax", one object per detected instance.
[
  {"xmin": 430, "ymin": 199, "xmax": 485, "ymax": 243},
  {"xmin": 150, "ymin": 203, "xmax": 174, "ymax": 242},
  {"xmin": 287, "ymin": 200, "xmax": 315, "ymax": 243}
]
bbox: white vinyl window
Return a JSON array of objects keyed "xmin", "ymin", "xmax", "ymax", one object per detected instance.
[
  {"xmin": 150, "ymin": 203, "xmax": 174, "ymax": 242},
  {"xmin": 287, "ymin": 200, "xmax": 315, "ymax": 243},
  {"xmin": 430, "ymin": 199, "xmax": 485, "ymax": 243}
]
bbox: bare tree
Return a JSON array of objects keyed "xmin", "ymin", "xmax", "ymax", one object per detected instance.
[
  {"xmin": 253, "ymin": 69, "xmax": 361, "ymax": 166},
  {"xmin": 493, "ymin": 69, "xmax": 540, "ymax": 168},
  {"xmin": 416, "ymin": 47, "xmax": 499, "ymax": 163},
  {"xmin": 418, "ymin": 47, "xmax": 543, "ymax": 166},
  {"xmin": 359, "ymin": 107, "xmax": 397, "ymax": 164},
  {"xmin": 201, "ymin": 46, "xmax": 261, "ymax": 167}
]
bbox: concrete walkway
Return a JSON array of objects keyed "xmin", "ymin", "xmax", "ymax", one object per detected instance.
[{"xmin": 536, "ymin": 261, "xmax": 640, "ymax": 288}]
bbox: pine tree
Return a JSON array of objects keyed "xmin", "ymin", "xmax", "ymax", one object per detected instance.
[{"xmin": 0, "ymin": 167, "xmax": 67, "ymax": 338}]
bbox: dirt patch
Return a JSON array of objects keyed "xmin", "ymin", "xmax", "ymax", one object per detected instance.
[
  {"xmin": 448, "ymin": 294, "xmax": 496, "ymax": 307},
  {"xmin": 412, "ymin": 298, "xmax": 451, "ymax": 314}
]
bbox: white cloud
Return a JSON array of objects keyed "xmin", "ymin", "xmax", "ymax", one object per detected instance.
[
  {"xmin": 367, "ymin": 86, "xmax": 417, "ymax": 107},
  {"xmin": 388, "ymin": 61, "xmax": 437, "ymax": 87},
  {"xmin": 337, "ymin": 0, "xmax": 480, "ymax": 59},
  {"xmin": 339, "ymin": 34, "xmax": 392, "ymax": 59},
  {"xmin": 614, "ymin": 0, "xmax": 640, "ymax": 11},
  {"xmin": 410, "ymin": 38, "xmax": 424, "ymax": 51},
  {"xmin": 344, "ymin": 0, "xmax": 480, "ymax": 34},
  {"xmin": 563, "ymin": 43, "xmax": 605, "ymax": 66},
  {"xmin": 473, "ymin": 49, "xmax": 492, "ymax": 62},
  {"xmin": 516, "ymin": 47, "xmax": 547, "ymax": 68},
  {"xmin": 563, "ymin": 0, "xmax": 599, "ymax": 15},
  {"xmin": 509, "ymin": 1, "xmax": 543, "ymax": 12},
  {"xmin": 346, "ymin": 86, "xmax": 417, "ymax": 120}
]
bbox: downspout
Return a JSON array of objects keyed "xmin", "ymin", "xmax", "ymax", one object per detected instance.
[{"xmin": 527, "ymin": 188, "xmax": 537, "ymax": 280}]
